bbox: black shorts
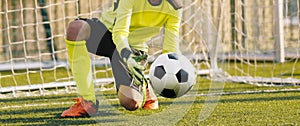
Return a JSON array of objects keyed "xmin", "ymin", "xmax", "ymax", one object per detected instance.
[
  {"xmin": 77, "ymin": 18, "xmax": 139, "ymax": 91},
  {"xmin": 78, "ymin": 18, "xmax": 116, "ymax": 58}
]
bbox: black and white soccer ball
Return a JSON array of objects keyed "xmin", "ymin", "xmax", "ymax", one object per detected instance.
[{"xmin": 149, "ymin": 53, "xmax": 196, "ymax": 98}]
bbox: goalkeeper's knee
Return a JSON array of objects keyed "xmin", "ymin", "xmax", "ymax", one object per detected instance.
[
  {"xmin": 118, "ymin": 85, "xmax": 144, "ymax": 111},
  {"xmin": 66, "ymin": 20, "xmax": 91, "ymax": 41}
]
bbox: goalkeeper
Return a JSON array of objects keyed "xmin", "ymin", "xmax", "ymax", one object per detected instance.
[{"xmin": 61, "ymin": 0, "xmax": 182, "ymax": 117}]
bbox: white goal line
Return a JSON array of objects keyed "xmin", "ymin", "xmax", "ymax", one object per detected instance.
[
  {"xmin": 0, "ymin": 77, "xmax": 114, "ymax": 93},
  {"xmin": 227, "ymin": 76, "xmax": 300, "ymax": 86}
]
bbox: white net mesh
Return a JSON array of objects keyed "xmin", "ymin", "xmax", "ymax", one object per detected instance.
[{"xmin": 0, "ymin": 0, "xmax": 300, "ymax": 98}]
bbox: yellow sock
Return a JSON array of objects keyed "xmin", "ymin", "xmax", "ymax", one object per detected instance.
[{"xmin": 65, "ymin": 39, "xmax": 96, "ymax": 104}]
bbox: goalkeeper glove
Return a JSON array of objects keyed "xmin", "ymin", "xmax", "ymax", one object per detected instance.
[{"xmin": 120, "ymin": 48, "xmax": 147, "ymax": 86}]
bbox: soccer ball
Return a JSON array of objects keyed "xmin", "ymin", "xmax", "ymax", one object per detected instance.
[{"xmin": 149, "ymin": 53, "xmax": 196, "ymax": 98}]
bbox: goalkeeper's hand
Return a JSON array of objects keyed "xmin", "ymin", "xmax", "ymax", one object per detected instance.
[{"xmin": 121, "ymin": 48, "xmax": 146, "ymax": 86}]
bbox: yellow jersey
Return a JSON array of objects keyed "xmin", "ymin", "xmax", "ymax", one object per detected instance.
[{"xmin": 100, "ymin": 0, "xmax": 182, "ymax": 54}]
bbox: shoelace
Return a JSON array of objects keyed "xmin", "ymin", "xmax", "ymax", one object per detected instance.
[{"xmin": 71, "ymin": 98, "xmax": 83, "ymax": 106}]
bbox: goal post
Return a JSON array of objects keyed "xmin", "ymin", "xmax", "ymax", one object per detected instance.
[{"xmin": 274, "ymin": 0, "xmax": 285, "ymax": 63}]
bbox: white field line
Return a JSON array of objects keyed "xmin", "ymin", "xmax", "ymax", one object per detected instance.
[
  {"xmin": 0, "ymin": 98, "xmax": 120, "ymax": 110},
  {"xmin": 1, "ymin": 88, "xmax": 300, "ymax": 110},
  {"xmin": 185, "ymin": 88, "xmax": 300, "ymax": 97},
  {"xmin": 1, "ymin": 101, "xmax": 73, "ymax": 110}
]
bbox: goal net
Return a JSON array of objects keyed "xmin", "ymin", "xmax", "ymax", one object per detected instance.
[{"xmin": 0, "ymin": 0, "xmax": 299, "ymax": 98}]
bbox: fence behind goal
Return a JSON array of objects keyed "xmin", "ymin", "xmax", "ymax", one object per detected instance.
[{"xmin": 0, "ymin": 0, "xmax": 300, "ymax": 98}]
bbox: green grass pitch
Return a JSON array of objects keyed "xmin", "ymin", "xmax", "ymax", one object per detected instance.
[
  {"xmin": 0, "ymin": 61, "xmax": 300, "ymax": 125},
  {"xmin": 0, "ymin": 77, "xmax": 299, "ymax": 125}
]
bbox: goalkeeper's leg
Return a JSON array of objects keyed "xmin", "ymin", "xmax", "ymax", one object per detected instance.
[
  {"xmin": 62, "ymin": 20, "xmax": 98, "ymax": 117},
  {"xmin": 111, "ymin": 51, "xmax": 158, "ymax": 111},
  {"xmin": 65, "ymin": 20, "xmax": 96, "ymax": 103}
]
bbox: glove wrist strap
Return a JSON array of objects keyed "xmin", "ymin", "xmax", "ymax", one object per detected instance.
[{"xmin": 120, "ymin": 48, "xmax": 132, "ymax": 61}]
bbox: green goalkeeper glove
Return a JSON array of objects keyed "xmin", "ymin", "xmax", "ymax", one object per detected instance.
[{"xmin": 121, "ymin": 48, "xmax": 147, "ymax": 86}]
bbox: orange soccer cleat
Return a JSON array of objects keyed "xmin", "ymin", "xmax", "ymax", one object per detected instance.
[
  {"xmin": 143, "ymin": 99, "xmax": 158, "ymax": 110},
  {"xmin": 142, "ymin": 84, "xmax": 158, "ymax": 110},
  {"xmin": 61, "ymin": 97, "xmax": 99, "ymax": 118}
]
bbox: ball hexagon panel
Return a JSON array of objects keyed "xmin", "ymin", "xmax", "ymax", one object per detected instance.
[
  {"xmin": 161, "ymin": 88, "xmax": 177, "ymax": 98},
  {"xmin": 175, "ymin": 69, "xmax": 189, "ymax": 83},
  {"xmin": 167, "ymin": 53, "xmax": 179, "ymax": 60},
  {"xmin": 163, "ymin": 74, "xmax": 179, "ymax": 89},
  {"xmin": 149, "ymin": 78, "xmax": 164, "ymax": 93},
  {"xmin": 154, "ymin": 65, "xmax": 166, "ymax": 79},
  {"xmin": 162, "ymin": 60, "xmax": 181, "ymax": 74},
  {"xmin": 175, "ymin": 82, "xmax": 192, "ymax": 97}
]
